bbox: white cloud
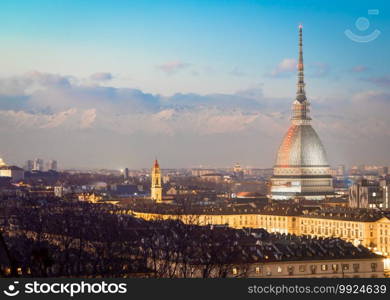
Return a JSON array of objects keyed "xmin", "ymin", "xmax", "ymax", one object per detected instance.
[
  {"xmin": 351, "ymin": 65, "xmax": 368, "ymax": 73},
  {"xmin": 40, "ymin": 108, "xmax": 78, "ymax": 129},
  {"xmin": 310, "ymin": 62, "xmax": 330, "ymax": 77},
  {"xmin": 270, "ymin": 58, "xmax": 296, "ymax": 77},
  {"xmin": 80, "ymin": 108, "xmax": 97, "ymax": 129},
  {"xmin": 364, "ymin": 76, "xmax": 390, "ymax": 88},
  {"xmin": 0, "ymin": 108, "xmax": 78, "ymax": 129},
  {"xmin": 157, "ymin": 61, "xmax": 190, "ymax": 75},
  {"xmin": 0, "ymin": 72, "xmax": 389, "ymax": 168},
  {"xmin": 90, "ymin": 72, "xmax": 113, "ymax": 81}
]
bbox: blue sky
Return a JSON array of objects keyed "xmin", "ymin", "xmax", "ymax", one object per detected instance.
[
  {"xmin": 0, "ymin": 0, "xmax": 389, "ymax": 95},
  {"xmin": 0, "ymin": 0, "xmax": 389, "ymax": 168}
]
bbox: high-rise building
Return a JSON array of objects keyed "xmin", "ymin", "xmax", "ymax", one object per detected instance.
[
  {"xmin": 33, "ymin": 158, "xmax": 44, "ymax": 171},
  {"xmin": 349, "ymin": 179, "xmax": 382, "ymax": 208},
  {"xmin": 271, "ymin": 26, "xmax": 334, "ymax": 200},
  {"xmin": 191, "ymin": 168, "xmax": 216, "ymax": 177},
  {"xmin": 337, "ymin": 165, "xmax": 346, "ymax": 177},
  {"xmin": 47, "ymin": 160, "xmax": 58, "ymax": 171},
  {"xmin": 379, "ymin": 166, "xmax": 389, "ymax": 177},
  {"xmin": 233, "ymin": 162, "xmax": 244, "ymax": 180},
  {"xmin": 25, "ymin": 160, "xmax": 34, "ymax": 171},
  {"xmin": 380, "ymin": 179, "xmax": 390, "ymax": 209},
  {"xmin": 151, "ymin": 159, "xmax": 162, "ymax": 203},
  {"xmin": 124, "ymin": 167, "xmax": 129, "ymax": 180}
]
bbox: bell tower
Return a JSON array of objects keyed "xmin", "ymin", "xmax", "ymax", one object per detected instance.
[{"xmin": 151, "ymin": 159, "xmax": 162, "ymax": 203}]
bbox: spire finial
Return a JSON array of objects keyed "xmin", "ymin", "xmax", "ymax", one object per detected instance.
[
  {"xmin": 292, "ymin": 25, "xmax": 311, "ymax": 124},
  {"xmin": 296, "ymin": 24, "xmax": 306, "ymax": 103}
]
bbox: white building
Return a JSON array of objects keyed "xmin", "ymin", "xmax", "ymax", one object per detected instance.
[
  {"xmin": 33, "ymin": 158, "xmax": 44, "ymax": 171},
  {"xmin": 0, "ymin": 165, "xmax": 24, "ymax": 183}
]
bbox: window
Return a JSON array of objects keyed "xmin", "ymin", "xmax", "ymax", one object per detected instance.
[
  {"xmin": 353, "ymin": 264, "xmax": 360, "ymax": 272},
  {"xmin": 232, "ymin": 267, "xmax": 238, "ymax": 275},
  {"xmin": 332, "ymin": 264, "xmax": 339, "ymax": 272},
  {"xmin": 310, "ymin": 265, "xmax": 317, "ymax": 274},
  {"xmin": 299, "ymin": 265, "xmax": 306, "ymax": 272},
  {"xmin": 255, "ymin": 267, "xmax": 261, "ymax": 274},
  {"xmin": 287, "ymin": 266, "xmax": 294, "ymax": 275},
  {"xmin": 321, "ymin": 264, "xmax": 328, "ymax": 271},
  {"xmin": 342, "ymin": 264, "xmax": 349, "ymax": 271},
  {"xmin": 266, "ymin": 267, "xmax": 271, "ymax": 276},
  {"xmin": 371, "ymin": 263, "xmax": 377, "ymax": 272},
  {"xmin": 277, "ymin": 266, "xmax": 282, "ymax": 273}
]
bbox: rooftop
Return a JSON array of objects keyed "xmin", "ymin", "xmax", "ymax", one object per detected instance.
[
  {"xmin": 301, "ymin": 207, "xmax": 390, "ymax": 222},
  {"xmin": 127, "ymin": 201, "xmax": 304, "ymax": 216},
  {"xmin": 135, "ymin": 220, "xmax": 381, "ymax": 264},
  {"xmin": 128, "ymin": 201, "xmax": 390, "ymax": 222}
]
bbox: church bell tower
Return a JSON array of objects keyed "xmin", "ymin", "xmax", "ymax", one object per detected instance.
[{"xmin": 151, "ymin": 159, "xmax": 163, "ymax": 203}]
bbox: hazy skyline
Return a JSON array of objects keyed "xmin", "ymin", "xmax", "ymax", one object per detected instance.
[{"xmin": 0, "ymin": 0, "xmax": 389, "ymax": 169}]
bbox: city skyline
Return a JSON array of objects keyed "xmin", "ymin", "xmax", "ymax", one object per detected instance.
[{"xmin": 0, "ymin": 0, "xmax": 390, "ymax": 169}]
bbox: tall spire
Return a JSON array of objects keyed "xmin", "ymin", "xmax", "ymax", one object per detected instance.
[
  {"xmin": 292, "ymin": 25, "xmax": 311, "ymax": 124},
  {"xmin": 296, "ymin": 24, "xmax": 306, "ymax": 103},
  {"xmin": 154, "ymin": 158, "xmax": 159, "ymax": 168}
]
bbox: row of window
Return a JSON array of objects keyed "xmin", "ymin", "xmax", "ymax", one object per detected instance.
[
  {"xmin": 377, "ymin": 246, "xmax": 388, "ymax": 254},
  {"xmin": 301, "ymin": 220, "xmax": 363, "ymax": 229},
  {"xmin": 232, "ymin": 263, "xmax": 378, "ymax": 276},
  {"xmin": 300, "ymin": 226, "xmax": 363, "ymax": 238}
]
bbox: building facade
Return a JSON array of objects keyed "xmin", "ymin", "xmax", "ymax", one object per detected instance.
[
  {"xmin": 126, "ymin": 207, "xmax": 390, "ymax": 266},
  {"xmin": 47, "ymin": 160, "xmax": 58, "ymax": 171},
  {"xmin": 151, "ymin": 258, "xmax": 384, "ymax": 278},
  {"xmin": 349, "ymin": 180, "xmax": 383, "ymax": 208},
  {"xmin": 0, "ymin": 165, "xmax": 24, "ymax": 183},
  {"xmin": 380, "ymin": 179, "xmax": 390, "ymax": 209},
  {"xmin": 33, "ymin": 158, "xmax": 44, "ymax": 171}
]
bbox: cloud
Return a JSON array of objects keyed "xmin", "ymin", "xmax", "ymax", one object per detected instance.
[
  {"xmin": 310, "ymin": 62, "xmax": 330, "ymax": 77},
  {"xmin": 80, "ymin": 108, "xmax": 97, "ymax": 128},
  {"xmin": 0, "ymin": 108, "xmax": 78, "ymax": 129},
  {"xmin": 90, "ymin": 72, "xmax": 113, "ymax": 81},
  {"xmin": 156, "ymin": 61, "xmax": 190, "ymax": 75},
  {"xmin": 269, "ymin": 58, "xmax": 296, "ymax": 77},
  {"xmin": 351, "ymin": 65, "xmax": 369, "ymax": 73},
  {"xmin": 25, "ymin": 71, "xmax": 73, "ymax": 87},
  {"xmin": 229, "ymin": 67, "xmax": 248, "ymax": 77},
  {"xmin": 0, "ymin": 71, "xmax": 72, "ymax": 96},
  {"xmin": 0, "ymin": 71, "xmax": 389, "ymax": 168},
  {"xmin": 41, "ymin": 108, "xmax": 78, "ymax": 129},
  {"xmin": 364, "ymin": 76, "xmax": 390, "ymax": 87},
  {"xmin": 269, "ymin": 59, "xmax": 330, "ymax": 78},
  {"xmin": 352, "ymin": 90, "xmax": 390, "ymax": 105}
]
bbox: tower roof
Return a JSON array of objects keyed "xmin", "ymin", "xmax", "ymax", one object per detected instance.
[
  {"xmin": 292, "ymin": 25, "xmax": 311, "ymax": 124},
  {"xmin": 275, "ymin": 124, "xmax": 329, "ymax": 167},
  {"xmin": 154, "ymin": 159, "xmax": 159, "ymax": 168}
]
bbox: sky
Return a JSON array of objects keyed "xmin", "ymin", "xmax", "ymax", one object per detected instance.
[{"xmin": 0, "ymin": 0, "xmax": 389, "ymax": 169}]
